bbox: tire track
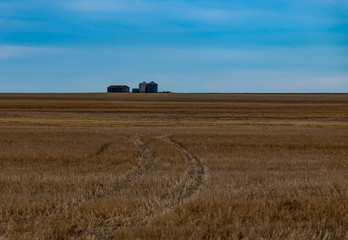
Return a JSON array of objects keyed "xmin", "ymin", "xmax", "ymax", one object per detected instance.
[
  {"xmin": 71, "ymin": 136, "xmax": 155, "ymax": 206},
  {"xmin": 6, "ymin": 136, "xmax": 155, "ymax": 239},
  {"xmin": 94, "ymin": 142, "xmax": 112, "ymax": 156},
  {"xmin": 46, "ymin": 136, "xmax": 155, "ymax": 215},
  {"xmin": 140, "ymin": 135, "xmax": 209, "ymax": 225},
  {"xmin": 48, "ymin": 135, "xmax": 207, "ymax": 238},
  {"xmin": 86, "ymin": 135, "xmax": 209, "ymax": 238}
]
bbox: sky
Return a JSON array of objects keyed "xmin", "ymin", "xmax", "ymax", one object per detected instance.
[{"xmin": 0, "ymin": 0, "xmax": 347, "ymax": 93}]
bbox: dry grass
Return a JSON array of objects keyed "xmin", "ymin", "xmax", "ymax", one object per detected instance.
[{"xmin": 0, "ymin": 93, "xmax": 347, "ymax": 239}]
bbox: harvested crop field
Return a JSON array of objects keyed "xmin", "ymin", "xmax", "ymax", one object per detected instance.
[{"xmin": 0, "ymin": 93, "xmax": 347, "ymax": 239}]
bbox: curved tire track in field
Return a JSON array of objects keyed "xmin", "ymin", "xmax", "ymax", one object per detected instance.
[
  {"xmin": 73, "ymin": 136, "xmax": 155, "ymax": 205},
  {"xmin": 48, "ymin": 135, "xmax": 207, "ymax": 238},
  {"xmin": 47, "ymin": 136, "xmax": 155, "ymax": 214},
  {"xmin": 90, "ymin": 135, "xmax": 209, "ymax": 238},
  {"xmin": 140, "ymin": 135, "xmax": 209, "ymax": 225}
]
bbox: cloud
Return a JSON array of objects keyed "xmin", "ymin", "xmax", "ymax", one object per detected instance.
[
  {"xmin": 0, "ymin": 45, "xmax": 61, "ymax": 60},
  {"xmin": 57, "ymin": 0, "xmax": 346, "ymax": 26},
  {"xmin": 61, "ymin": 0, "xmax": 134, "ymax": 13},
  {"xmin": 295, "ymin": 76, "xmax": 348, "ymax": 89},
  {"xmin": 59, "ymin": 0, "xmax": 259, "ymax": 24},
  {"xmin": 180, "ymin": 70, "xmax": 348, "ymax": 93},
  {"xmin": 0, "ymin": 0, "xmax": 345, "ymax": 48},
  {"xmin": 305, "ymin": 0, "xmax": 348, "ymax": 8},
  {"xmin": 168, "ymin": 6, "xmax": 259, "ymax": 24}
]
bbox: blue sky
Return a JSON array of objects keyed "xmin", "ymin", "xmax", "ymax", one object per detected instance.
[{"xmin": 0, "ymin": 0, "xmax": 347, "ymax": 92}]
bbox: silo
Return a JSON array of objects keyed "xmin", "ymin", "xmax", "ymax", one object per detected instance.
[
  {"xmin": 146, "ymin": 81, "xmax": 158, "ymax": 93},
  {"xmin": 139, "ymin": 81, "xmax": 147, "ymax": 93}
]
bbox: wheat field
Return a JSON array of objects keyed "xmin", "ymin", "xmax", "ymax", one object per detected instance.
[{"xmin": 0, "ymin": 93, "xmax": 347, "ymax": 239}]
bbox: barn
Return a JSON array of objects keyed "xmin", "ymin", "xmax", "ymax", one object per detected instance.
[{"xmin": 107, "ymin": 85, "xmax": 130, "ymax": 93}]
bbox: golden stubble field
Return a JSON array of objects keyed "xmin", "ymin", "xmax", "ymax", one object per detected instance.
[{"xmin": 0, "ymin": 93, "xmax": 347, "ymax": 239}]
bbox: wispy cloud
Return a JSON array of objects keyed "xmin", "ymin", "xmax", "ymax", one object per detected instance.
[
  {"xmin": 61, "ymin": 0, "xmax": 135, "ymax": 13},
  {"xmin": 59, "ymin": 0, "xmax": 260, "ymax": 24},
  {"xmin": 165, "ymin": 5, "xmax": 259, "ymax": 24},
  {"xmin": 0, "ymin": 45, "xmax": 61, "ymax": 60},
  {"xmin": 1, "ymin": 0, "xmax": 345, "ymax": 46},
  {"xmin": 58, "ymin": 0, "xmax": 346, "ymax": 25}
]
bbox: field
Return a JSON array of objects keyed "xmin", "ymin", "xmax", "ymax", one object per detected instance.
[{"xmin": 0, "ymin": 93, "xmax": 347, "ymax": 239}]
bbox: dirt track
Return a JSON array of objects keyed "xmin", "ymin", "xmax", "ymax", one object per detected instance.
[
  {"xmin": 139, "ymin": 136, "xmax": 209, "ymax": 226},
  {"xmin": 84, "ymin": 135, "xmax": 208, "ymax": 237}
]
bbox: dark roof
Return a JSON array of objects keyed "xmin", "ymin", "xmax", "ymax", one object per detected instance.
[{"xmin": 108, "ymin": 85, "xmax": 129, "ymax": 88}]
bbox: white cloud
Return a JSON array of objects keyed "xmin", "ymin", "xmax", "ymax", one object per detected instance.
[
  {"xmin": 63, "ymin": 0, "xmax": 123, "ymax": 12},
  {"xmin": 178, "ymin": 70, "xmax": 348, "ymax": 93},
  {"xmin": 60, "ymin": 0, "xmax": 145, "ymax": 13},
  {"xmin": 168, "ymin": 6, "xmax": 259, "ymax": 24},
  {"xmin": 296, "ymin": 76, "xmax": 348, "ymax": 89},
  {"xmin": 0, "ymin": 45, "xmax": 62, "ymax": 60},
  {"xmin": 59, "ymin": 0, "xmax": 260, "ymax": 24},
  {"xmin": 305, "ymin": 0, "xmax": 348, "ymax": 8},
  {"xmin": 57, "ymin": 0, "xmax": 345, "ymax": 27}
]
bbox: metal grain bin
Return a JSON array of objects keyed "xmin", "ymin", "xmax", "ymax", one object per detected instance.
[
  {"xmin": 146, "ymin": 81, "xmax": 158, "ymax": 93},
  {"xmin": 139, "ymin": 81, "xmax": 147, "ymax": 93}
]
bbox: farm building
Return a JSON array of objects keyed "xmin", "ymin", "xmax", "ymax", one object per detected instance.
[
  {"xmin": 139, "ymin": 81, "xmax": 147, "ymax": 93},
  {"xmin": 107, "ymin": 85, "xmax": 130, "ymax": 93},
  {"xmin": 146, "ymin": 81, "xmax": 158, "ymax": 93},
  {"xmin": 106, "ymin": 82, "xmax": 158, "ymax": 93},
  {"xmin": 138, "ymin": 81, "xmax": 158, "ymax": 93}
]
